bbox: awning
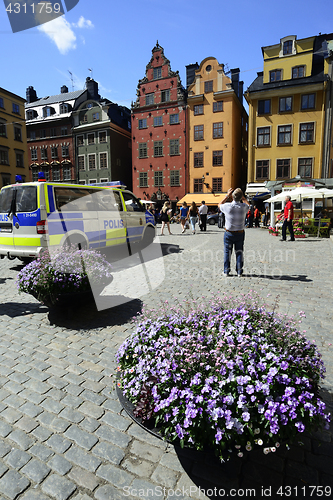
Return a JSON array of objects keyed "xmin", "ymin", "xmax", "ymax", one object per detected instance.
[
  {"xmin": 245, "ymin": 183, "xmax": 269, "ymax": 195},
  {"xmin": 177, "ymin": 193, "xmax": 226, "ymax": 206}
]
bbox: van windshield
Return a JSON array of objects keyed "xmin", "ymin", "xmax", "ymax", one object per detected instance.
[{"xmin": 0, "ymin": 186, "xmax": 37, "ymax": 213}]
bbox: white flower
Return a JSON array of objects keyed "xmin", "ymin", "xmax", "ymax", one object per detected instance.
[
  {"xmin": 257, "ymin": 439, "xmax": 263, "ymax": 446},
  {"xmin": 275, "ymin": 442, "xmax": 280, "ymax": 448},
  {"xmin": 271, "ymin": 447, "xmax": 276, "ymax": 453},
  {"xmin": 235, "ymin": 445, "xmax": 241, "ymax": 449},
  {"xmin": 263, "ymin": 448, "xmax": 270, "ymax": 454},
  {"xmin": 254, "ymin": 428, "xmax": 260, "ymax": 434},
  {"xmin": 237, "ymin": 452, "xmax": 243, "ymax": 457},
  {"xmin": 246, "ymin": 444, "xmax": 252, "ymax": 451}
]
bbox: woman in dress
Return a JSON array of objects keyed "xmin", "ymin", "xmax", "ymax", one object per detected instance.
[{"xmin": 160, "ymin": 201, "xmax": 172, "ymax": 235}]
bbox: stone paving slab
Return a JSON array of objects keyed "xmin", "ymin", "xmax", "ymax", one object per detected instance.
[{"xmin": 0, "ymin": 228, "xmax": 331, "ymax": 499}]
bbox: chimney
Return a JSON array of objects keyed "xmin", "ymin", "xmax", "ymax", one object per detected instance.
[
  {"xmin": 185, "ymin": 63, "xmax": 199, "ymax": 89},
  {"xmin": 230, "ymin": 68, "xmax": 243, "ymax": 105},
  {"xmin": 61, "ymin": 85, "xmax": 69, "ymax": 94},
  {"xmin": 86, "ymin": 77, "xmax": 100, "ymax": 100},
  {"xmin": 26, "ymin": 86, "xmax": 38, "ymax": 104}
]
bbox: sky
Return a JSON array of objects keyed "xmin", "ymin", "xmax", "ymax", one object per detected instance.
[{"xmin": 1, "ymin": 0, "xmax": 333, "ymax": 111}]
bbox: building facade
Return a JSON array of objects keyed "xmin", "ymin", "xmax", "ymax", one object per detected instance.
[
  {"xmin": 72, "ymin": 78, "xmax": 132, "ymax": 188},
  {"xmin": 25, "ymin": 85, "xmax": 87, "ymax": 183},
  {"xmin": 245, "ymin": 34, "xmax": 333, "ymax": 198},
  {"xmin": 0, "ymin": 87, "xmax": 28, "ymax": 187},
  {"xmin": 186, "ymin": 58, "xmax": 248, "ymax": 205},
  {"xmin": 131, "ymin": 43, "xmax": 187, "ymax": 204}
]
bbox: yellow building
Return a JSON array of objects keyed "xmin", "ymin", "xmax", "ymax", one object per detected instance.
[
  {"xmin": 184, "ymin": 57, "xmax": 248, "ymax": 206},
  {"xmin": 0, "ymin": 87, "xmax": 28, "ymax": 187},
  {"xmin": 245, "ymin": 34, "xmax": 333, "ymax": 199}
]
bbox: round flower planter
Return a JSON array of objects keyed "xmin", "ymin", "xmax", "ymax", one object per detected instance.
[{"xmin": 294, "ymin": 235, "xmax": 306, "ymax": 239}]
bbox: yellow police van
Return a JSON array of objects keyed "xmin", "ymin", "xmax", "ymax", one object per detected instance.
[{"xmin": 0, "ymin": 180, "xmax": 156, "ymax": 263}]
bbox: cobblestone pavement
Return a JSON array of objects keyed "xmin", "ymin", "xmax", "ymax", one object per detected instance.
[{"xmin": 0, "ymin": 226, "xmax": 332, "ymax": 500}]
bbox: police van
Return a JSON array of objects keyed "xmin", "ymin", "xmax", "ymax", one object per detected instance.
[{"xmin": 0, "ymin": 180, "xmax": 155, "ymax": 262}]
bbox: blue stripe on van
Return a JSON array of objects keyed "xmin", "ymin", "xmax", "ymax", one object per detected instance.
[
  {"xmin": 48, "ymin": 212, "xmax": 83, "ymax": 220},
  {"xmin": 127, "ymin": 226, "xmax": 144, "ymax": 236},
  {"xmin": 48, "ymin": 185, "xmax": 55, "ymax": 213},
  {"xmin": 85, "ymin": 231, "xmax": 100, "ymax": 243},
  {"xmin": 48, "ymin": 220, "xmax": 84, "ymax": 235}
]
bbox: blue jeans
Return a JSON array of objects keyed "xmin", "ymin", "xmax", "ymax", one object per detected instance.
[
  {"xmin": 190, "ymin": 216, "xmax": 197, "ymax": 231},
  {"xmin": 224, "ymin": 231, "xmax": 245, "ymax": 275}
]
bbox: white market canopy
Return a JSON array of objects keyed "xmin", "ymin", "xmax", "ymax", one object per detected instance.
[{"xmin": 266, "ymin": 187, "xmax": 333, "ymax": 203}]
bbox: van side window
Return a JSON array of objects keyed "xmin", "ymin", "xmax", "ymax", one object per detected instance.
[
  {"xmin": 54, "ymin": 187, "xmax": 94, "ymax": 211},
  {"xmin": 0, "ymin": 187, "xmax": 14, "ymax": 213},
  {"xmin": 93, "ymin": 190, "xmax": 123, "ymax": 212},
  {"xmin": 16, "ymin": 186, "xmax": 37, "ymax": 212},
  {"xmin": 122, "ymin": 192, "xmax": 144, "ymax": 212}
]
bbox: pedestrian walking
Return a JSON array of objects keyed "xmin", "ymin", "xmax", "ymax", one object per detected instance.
[
  {"xmin": 281, "ymin": 195, "xmax": 295, "ymax": 241},
  {"xmin": 247, "ymin": 205, "xmax": 254, "ymax": 227},
  {"xmin": 159, "ymin": 201, "xmax": 172, "ymax": 236},
  {"xmin": 189, "ymin": 202, "xmax": 199, "ymax": 234},
  {"xmin": 254, "ymin": 205, "xmax": 260, "ymax": 227},
  {"xmin": 219, "ymin": 188, "xmax": 250, "ymax": 277},
  {"xmin": 198, "ymin": 201, "xmax": 208, "ymax": 231},
  {"xmin": 180, "ymin": 202, "xmax": 189, "ymax": 233},
  {"xmin": 263, "ymin": 205, "xmax": 269, "ymax": 226}
]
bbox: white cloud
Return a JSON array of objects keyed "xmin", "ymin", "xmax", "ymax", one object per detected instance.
[
  {"xmin": 38, "ymin": 16, "xmax": 76, "ymax": 55},
  {"xmin": 73, "ymin": 16, "xmax": 94, "ymax": 29}
]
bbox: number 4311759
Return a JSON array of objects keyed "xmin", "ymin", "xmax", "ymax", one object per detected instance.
[
  {"xmin": 6, "ymin": 3, "xmax": 62, "ymax": 14},
  {"xmin": 276, "ymin": 486, "xmax": 331, "ymax": 496}
]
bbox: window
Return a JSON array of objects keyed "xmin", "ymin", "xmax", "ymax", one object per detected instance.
[
  {"xmin": 60, "ymin": 104, "xmax": 68, "ymax": 114},
  {"xmin": 52, "ymin": 167, "xmax": 60, "ymax": 182},
  {"xmin": 61, "ymin": 145, "xmax": 69, "ymax": 157},
  {"xmin": 88, "ymin": 154, "xmax": 96, "ymax": 170},
  {"xmin": 26, "ymin": 110, "xmax": 34, "ymax": 120},
  {"xmin": 276, "ymin": 159, "xmax": 290, "ymax": 178},
  {"xmin": 41, "ymin": 148, "xmax": 48, "ymax": 160},
  {"xmin": 301, "ymin": 94, "xmax": 315, "ymax": 110},
  {"xmin": 292, "ymin": 66, "xmax": 305, "ymax": 79},
  {"xmin": 277, "ymin": 125, "xmax": 292, "ymax": 145},
  {"xmin": 213, "ymin": 150, "xmax": 223, "ymax": 166},
  {"xmin": 43, "ymin": 107, "xmax": 53, "ymax": 118},
  {"xmin": 0, "ymin": 98, "xmax": 4, "ymax": 108},
  {"xmin": 145, "ymin": 93, "xmax": 154, "ymax": 106},
  {"xmin": 15, "ymin": 153, "xmax": 24, "ymax": 168},
  {"xmin": 161, "ymin": 90, "xmax": 170, "ymax": 102},
  {"xmin": 100, "ymin": 153, "xmax": 107, "ymax": 169},
  {"xmin": 154, "ymin": 116, "xmax": 163, "ymax": 127},
  {"xmin": 279, "ymin": 96, "xmax": 292, "ymax": 113},
  {"xmin": 154, "ymin": 171, "xmax": 163, "ymax": 187},
  {"xmin": 99, "ymin": 131, "xmax": 107, "ymax": 143},
  {"xmin": 283, "ymin": 40, "xmax": 293, "ymax": 55},
  {"xmin": 170, "ymin": 139, "xmax": 179, "ymax": 155},
  {"xmin": 139, "ymin": 142, "xmax": 147, "ymax": 158},
  {"xmin": 153, "ymin": 67, "xmax": 162, "ymax": 79},
  {"xmin": 77, "ymin": 135, "xmax": 84, "ymax": 146},
  {"xmin": 83, "ymin": 114, "xmax": 88, "ymax": 123},
  {"xmin": 50, "ymin": 128, "xmax": 57, "ymax": 137},
  {"xmin": 44, "ymin": 168, "xmax": 50, "ymax": 181},
  {"xmin": 256, "ymin": 160, "xmax": 269, "ymax": 180},
  {"xmin": 12, "ymin": 103, "xmax": 20, "ymax": 114},
  {"xmin": 204, "ymin": 80, "xmax": 213, "ymax": 93},
  {"xmin": 139, "ymin": 172, "xmax": 148, "ymax": 187},
  {"xmin": 100, "ymin": 178, "xmax": 108, "ymax": 183},
  {"xmin": 194, "ymin": 125, "xmax": 204, "ymax": 141},
  {"xmin": 0, "ymin": 150, "xmax": 9, "ymax": 165},
  {"xmin": 213, "ymin": 101, "xmax": 223, "ymax": 113},
  {"xmin": 194, "ymin": 104, "xmax": 203, "ymax": 115},
  {"xmin": 87, "ymin": 103, "xmax": 93, "ymax": 109},
  {"xmin": 51, "ymin": 147, "xmax": 58, "ymax": 159},
  {"xmin": 194, "ymin": 179, "xmax": 203, "ymax": 192},
  {"xmin": 31, "ymin": 149, "xmax": 37, "ymax": 161},
  {"xmin": 270, "ymin": 70, "xmax": 282, "ymax": 82},
  {"xmin": 14, "ymin": 127, "xmax": 22, "ymax": 141},
  {"xmin": 63, "ymin": 165, "xmax": 71, "ymax": 181},
  {"xmin": 212, "ymin": 178, "xmax": 223, "ymax": 192},
  {"xmin": 194, "ymin": 152, "xmax": 203, "ymax": 167},
  {"xmin": 257, "ymin": 127, "xmax": 270, "ymax": 146},
  {"xmin": 170, "ymin": 113, "xmax": 179, "ymax": 124},
  {"xmin": 40, "ymin": 129, "xmax": 46, "ymax": 138},
  {"xmin": 138, "ymin": 118, "xmax": 147, "ymax": 129},
  {"xmin": 29, "ymin": 130, "xmax": 36, "ymax": 140},
  {"xmin": 154, "ymin": 141, "xmax": 163, "ymax": 157},
  {"xmin": 61, "ymin": 127, "xmax": 67, "ymax": 136},
  {"xmin": 78, "ymin": 156, "xmax": 85, "ymax": 171},
  {"xmin": 92, "ymin": 113, "xmax": 99, "ymax": 121},
  {"xmin": 213, "ymin": 122, "xmax": 223, "ymax": 139},
  {"xmin": 299, "ymin": 122, "xmax": 314, "ymax": 143},
  {"xmin": 88, "ymin": 133, "xmax": 95, "ymax": 144},
  {"xmin": 298, "ymin": 158, "xmax": 312, "ymax": 178},
  {"xmin": 0, "ymin": 122, "xmax": 6, "ymax": 137},
  {"xmin": 170, "ymin": 170, "xmax": 180, "ymax": 186},
  {"xmin": 258, "ymin": 99, "xmax": 271, "ymax": 115}
]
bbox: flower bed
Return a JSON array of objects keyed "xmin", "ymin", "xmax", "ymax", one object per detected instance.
[
  {"xmin": 17, "ymin": 248, "xmax": 112, "ymax": 306},
  {"xmin": 268, "ymin": 226, "xmax": 279, "ymax": 236},
  {"xmin": 117, "ymin": 295, "xmax": 330, "ymax": 461}
]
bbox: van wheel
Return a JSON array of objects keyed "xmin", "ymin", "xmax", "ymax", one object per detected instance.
[
  {"xmin": 141, "ymin": 226, "xmax": 155, "ymax": 248},
  {"xmin": 63, "ymin": 235, "xmax": 88, "ymax": 251}
]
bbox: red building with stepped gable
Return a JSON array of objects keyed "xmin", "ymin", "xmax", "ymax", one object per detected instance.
[{"xmin": 131, "ymin": 42, "xmax": 187, "ymax": 206}]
